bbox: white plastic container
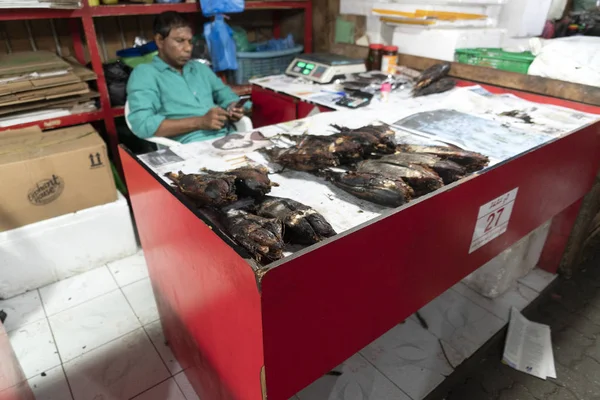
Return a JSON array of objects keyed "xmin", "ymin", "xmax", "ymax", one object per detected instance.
[
  {"xmin": 498, "ymin": 0, "xmax": 553, "ymax": 37},
  {"xmin": 462, "ymin": 220, "xmax": 552, "ymax": 298},
  {"xmin": 0, "ymin": 192, "xmax": 138, "ymax": 299},
  {"xmin": 366, "ymin": 15, "xmax": 396, "ymax": 45},
  {"xmin": 340, "ymin": 0, "xmax": 378, "ymax": 16},
  {"xmin": 391, "ymin": 26, "xmax": 505, "ymax": 61}
]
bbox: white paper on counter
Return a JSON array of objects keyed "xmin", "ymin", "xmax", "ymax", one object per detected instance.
[
  {"xmin": 138, "ymin": 85, "xmax": 598, "ymax": 237},
  {"xmin": 503, "ymin": 307, "xmax": 556, "ymax": 380}
]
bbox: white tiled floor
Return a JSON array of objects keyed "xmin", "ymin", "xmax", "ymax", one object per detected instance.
[{"xmin": 0, "ymin": 250, "xmax": 557, "ymax": 400}]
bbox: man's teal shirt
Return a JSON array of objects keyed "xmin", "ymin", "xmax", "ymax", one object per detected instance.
[{"xmin": 127, "ymin": 56, "xmax": 239, "ymax": 144}]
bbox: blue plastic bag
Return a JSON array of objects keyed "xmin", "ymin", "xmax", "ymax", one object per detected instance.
[
  {"xmin": 204, "ymin": 15, "xmax": 238, "ymax": 72},
  {"xmin": 200, "ymin": 0, "xmax": 244, "ymax": 16}
]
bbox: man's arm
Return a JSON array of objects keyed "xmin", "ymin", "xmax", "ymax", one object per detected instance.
[
  {"xmin": 203, "ymin": 64, "xmax": 239, "ymax": 109},
  {"xmin": 154, "ymin": 108, "xmax": 229, "ymax": 137},
  {"xmin": 127, "ymin": 66, "xmax": 228, "ymax": 138}
]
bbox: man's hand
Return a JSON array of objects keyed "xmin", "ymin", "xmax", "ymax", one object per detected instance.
[
  {"xmin": 198, "ymin": 107, "xmax": 229, "ymax": 130},
  {"xmin": 227, "ymin": 102, "xmax": 245, "ymax": 122}
]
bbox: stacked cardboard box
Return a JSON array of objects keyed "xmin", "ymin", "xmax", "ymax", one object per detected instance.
[
  {"xmin": 0, "ymin": 51, "xmax": 98, "ymax": 125},
  {"xmin": 0, "ymin": 124, "xmax": 117, "ymax": 232},
  {"xmin": 0, "ymin": 0, "xmax": 81, "ymax": 8}
]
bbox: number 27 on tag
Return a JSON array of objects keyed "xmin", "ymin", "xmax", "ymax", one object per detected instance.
[{"xmin": 469, "ymin": 188, "xmax": 518, "ymax": 254}]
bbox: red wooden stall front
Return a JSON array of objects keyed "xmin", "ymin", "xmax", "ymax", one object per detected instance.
[{"xmin": 121, "ymin": 87, "xmax": 600, "ymax": 400}]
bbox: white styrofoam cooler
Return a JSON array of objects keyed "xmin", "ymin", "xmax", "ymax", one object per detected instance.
[
  {"xmin": 498, "ymin": 0, "xmax": 553, "ymax": 37},
  {"xmin": 341, "ymin": 0, "xmax": 375, "ymax": 16},
  {"xmin": 341, "ymin": 0, "xmax": 507, "ymax": 17},
  {"xmin": 372, "ymin": 1, "xmax": 505, "ymax": 28},
  {"xmin": 391, "ymin": 26, "xmax": 505, "ymax": 61},
  {"xmin": 462, "ymin": 220, "xmax": 552, "ymax": 298},
  {"xmin": 366, "ymin": 15, "xmax": 396, "ymax": 45},
  {"xmin": 0, "ymin": 192, "xmax": 138, "ymax": 299}
]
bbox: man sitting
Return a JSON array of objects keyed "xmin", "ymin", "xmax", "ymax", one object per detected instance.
[{"xmin": 127, "ymin": 11, "xmax": 244, "ymax": 144}]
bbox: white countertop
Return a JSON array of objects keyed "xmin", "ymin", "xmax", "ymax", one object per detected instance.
[{"xmin": 138, "ymin": 85, "xmax": 599, "ymax": 237}]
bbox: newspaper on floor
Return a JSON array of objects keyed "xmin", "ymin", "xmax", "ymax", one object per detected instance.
[{"xmin": 503, "ymin": 307, "xmax": 556, "ymax": 380}]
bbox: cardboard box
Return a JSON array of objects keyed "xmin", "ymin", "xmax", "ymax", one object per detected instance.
[
  {"xmin": 0, "ymin": 91, "xmax": 99, "ymax": 116},
  {"xmin": 0, "ymin": 82, "xmax": 89, "ymax": 107},
  {"xmin": 0, "ymin": 124, "xmax": 117, "ymax": 232},
  {"xmin": 0, "ymin": 51, "xmax": 71, "ymax": 79}
]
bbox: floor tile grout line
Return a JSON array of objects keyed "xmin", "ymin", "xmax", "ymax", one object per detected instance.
[
  {"xmin": 119, "ymin": 276, "xmax": 151, "ymax": 291},
  {"xmin": 517, "ymin": 270, "xmax": 557, "ymax": 294},
  {"xmin": 20, "ymin": 289, "xmax": 65, "ymax": 381},
  {"xmin": 42, "ymin": 286, "xmax": 122, "ymax": 319},
  {"xmin": 104, "ymin": 262, "xmax": 119, "ymax": 286},
  {"xmin": 15, "ymin": 256, "xmax": 146, "ymax": 399},
  {"xmin": 356, "ymin": 352, "xmax": 416, "ymax": 400},
  {"xmin": 55, "ymin": 323, "xmax": 143, "ymax": 365},
  {"xmin": 447, "ymin": 285, "xmax": 507, "ymax": 325},
  {"xmin": 414, "ymin": 288, "xmax": 504, "ymax": 359},
  {"xmin": 43, "ymin": 304, "xmax": 77, "ymax": 400},
  {"xmin": 118, "ymin": 281, "xmax": 148, "ymax": 328},
  {"xmin": 41, "ymin": 274, "xmax": 143, "ymax": 366},
  {"xmin": 51, "ymin": 289, "xmax": 154, "ymax": 364},
  {"xmin": 173, "ymin": 370, "xmax": 194, "ymax": 400},
  {"xmin": 451, "ymin": 283, "xmax": 526, "ymax": 322},
  {"xmin": 448, "ymin": 285, "xmax": 511, "ymax": 324},
  {"xmin": 357, "ymin": 288, "xmax": 517, "ymax": 400},
  {"xmin": 39, "ymin": 266, "xmax": 121, "ymax": 318},
  {"xmin": 54, "ymin": 325, "xmax": 155, "ymax": 400},
  {"xmin": 3, "ymin": 289, "xmax": 47, "ymax": 335},
  {"xmin": 107, "ymin": 260, "xmax": 149, "ymax": 289},
  {"xmin": 11, "ymin": 261, "xmax": 147, "ymax": 324},
  {"xmin": 37, "ymin": 288, "xmax": 47, "ymax": 318},
  {"xmin": 127, "ymin": 375, "xmax": 173, "ymax": 400},
  {"xmin": 142, "ymin": 320, "xmax": 176, "ymax": 376},
  {"xmin": 59, "ymin": 363, "xmax": 76, "ymax": 400}
]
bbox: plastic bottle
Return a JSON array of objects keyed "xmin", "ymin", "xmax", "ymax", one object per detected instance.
[
  {"xmin": 367, "ymin": 44, "xmax": 383, "ymax": 71},
  {"xmin": 381, "ymin": 45, "xmax": 399, "ymax": 74}
]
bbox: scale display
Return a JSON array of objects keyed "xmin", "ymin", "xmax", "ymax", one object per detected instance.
[
  {"xmin": 290, "ymin": 61, "xmax": 327, "ymax": 79},
  {"xmin": 285, "ymin": 53, "xmax": 366, "ymax": 84}
]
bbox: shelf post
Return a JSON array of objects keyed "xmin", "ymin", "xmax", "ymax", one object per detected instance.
[
  {"xmin": 304, "ymin": 0, "xmax": 312, "ymax": 53},
  {"xmin": 273, "ymin": 10, "xmax": 281, "ymax": 39},
  {"xmin": 68, "ymin": 19, "xmax": 87, "ymax": 65},
  {"xmin": 80, "ymin": 1, "xmax": 121, "ymax": 174}
]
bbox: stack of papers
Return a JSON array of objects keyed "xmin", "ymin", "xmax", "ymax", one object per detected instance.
[
  {"xmin": 0, "ymin": 0, "xmax": 81, "ymax": 8},
  {"xmin": 503, "ymin": 307, "xmax": 556, "ymax": 380},
  {"xmin": 0, "ymin": 52, "xmax": 98, "ymax": 126}
]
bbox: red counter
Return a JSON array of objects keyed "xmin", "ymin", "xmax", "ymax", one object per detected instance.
[
  {"xmin": 251, "ymin": 85, "xmax": 334, "ymax": 127},
  {"xmin": 121, "ymin": 86, "xmax": 600, "ymax": 400}
]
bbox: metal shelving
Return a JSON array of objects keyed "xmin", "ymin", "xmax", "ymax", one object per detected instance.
[{"xmin": 0, "ymin": 0, "xmax": 313, "ymax": 173}]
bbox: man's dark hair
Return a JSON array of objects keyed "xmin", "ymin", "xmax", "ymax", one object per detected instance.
[{"xmin": 153, "ymin": 11, "xmax": 192, "ymax": 38}]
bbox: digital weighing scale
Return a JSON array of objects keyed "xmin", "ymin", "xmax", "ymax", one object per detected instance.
[{"xmin": 285, "ymin": 53, "xmax": 367, "ymax": 84}]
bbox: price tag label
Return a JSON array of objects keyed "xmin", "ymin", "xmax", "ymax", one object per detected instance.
[{"xmin": 469, "ymin": 188, "xmax": 518, "ymax": 254}]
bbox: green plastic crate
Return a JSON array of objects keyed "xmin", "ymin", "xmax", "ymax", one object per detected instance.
[
  {"xmin": 455, "ymin": 48, "xmax": 535, "ymax": 74},
  {"xmin": 120, "ymin": 51, "xmax": 158, "ymax": 69}
]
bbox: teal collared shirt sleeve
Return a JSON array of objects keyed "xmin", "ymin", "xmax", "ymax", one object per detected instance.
[
  {"xmin": 126, "ymin": 64, "xmax": 166, "ymax": 139},
  {"xmin": 200, "ymin": 63, "xmax": 239, "ymax": 109},
  {"xmin": 126, "ymin": 57, "xmax": 240, "ymax": 143}
]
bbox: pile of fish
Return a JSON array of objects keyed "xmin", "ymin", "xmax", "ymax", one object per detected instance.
[
  {"xmin": 261, "ymin": 123, "xmax": 489, "ymax": 208},
  {"xmin": 166, "ymin": 166, "xmax": 336, "ymax": 263},
  {"xmin": 166, "ymin": 121, "xmax": 489, "ymax": 261},
  {"xmin": 412, "ymin": 62, "xmax": 456, "ymax": 97},
  {"xmin": 325, "ymin": 171, "xmax": 413, "ymax": 208},
  {"xmin": 262, "ymin": 124, "xmax": 396, "ymax": 171}
]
